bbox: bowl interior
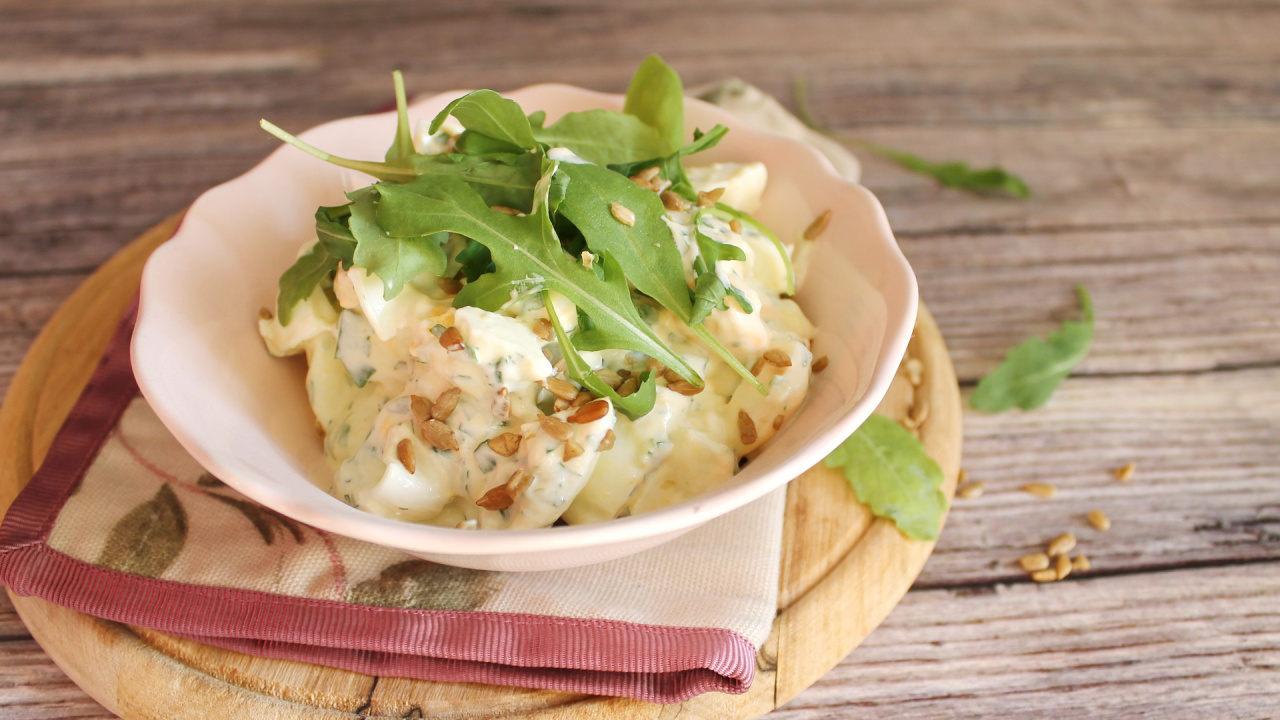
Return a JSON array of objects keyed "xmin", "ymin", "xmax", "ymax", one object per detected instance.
[{"xmin": 132, "ymin": 84, "xmax": 917, "ymax": 565}]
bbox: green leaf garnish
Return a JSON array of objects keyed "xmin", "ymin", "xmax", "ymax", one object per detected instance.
[
  {"xmin": 542, "ymin": 290, "xmax": 657, "ymax": 420},
  {"xmin": 623, "ymin": 54, "xmax": 685, "ymax": 153},
  {"xmin": 792, "ymin": 78, "xmax": 1030, "ymax": 198},
  {"xmin": 609, "ymin": 125, "xmax": 729, "ymax": 200},
  {"xmin": 348, "ymin": 190, "xmax": 448, "ymax": 300},
  {"xmin": 276, "ymin": 242, "xmax": 338, "ymax": 326},
  {"xmin": 385, "ymin": 70, "xmax": 414, "ymax": 164},
  {"xmin": 429, "ymin": 89, "xmax": 537, "ymax": 153},
  {"xmin": 372, "ymin": 167, "xmax": 702, "ymax": 385},
  {"xmin": 532, "ymin": 110, "xmax": 672, "ymax": 166},
  {"xmin": 970, "ymin": 286, "xmax": 1094, "ymax": 412},
  {"xmin": 823, "ymin": 414, "xmax": 947, "ymax": 541}
]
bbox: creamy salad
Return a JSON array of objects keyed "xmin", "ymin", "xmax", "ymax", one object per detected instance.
[{"xmin": 257, "ymin": 58, "xmax": 818, "ymax": 529}]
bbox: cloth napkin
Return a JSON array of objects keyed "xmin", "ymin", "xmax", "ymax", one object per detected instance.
[{"xmin": 0, "ymin": 81, "xmax": 860, "ymax": 704}]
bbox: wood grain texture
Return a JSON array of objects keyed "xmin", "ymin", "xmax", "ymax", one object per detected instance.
[
  {"xmin": 0, "ymin": 220, "xmax": 960, "ymax": 717},
  {"xmin": 2, "ymin": 0, "xmax": 1279, "ymax": 716}
]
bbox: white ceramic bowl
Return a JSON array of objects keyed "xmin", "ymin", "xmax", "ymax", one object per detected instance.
[{"xmin": 132, "ymin": 84, "xmax": 917, "ymax": 572}]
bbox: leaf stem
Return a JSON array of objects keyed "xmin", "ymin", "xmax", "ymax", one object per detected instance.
[{"xmin": 259, "ymin": 119, "xmax": 416, "ymax": 180}]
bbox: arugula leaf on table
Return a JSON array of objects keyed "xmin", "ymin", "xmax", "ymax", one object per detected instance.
[
  {"xmin": 348, "ymin": 190, "xmax": 448, "ymax": 300},
  {"xmin": 970, "ymin": 286, "xmax": 1094, "ymax": 412},
  {"xmin": 823, "ymin": 414, "xmax": 948, "ymax": 541},
  {"xmin": 542, "ymin": 290, "xmax": 658, "ymax": 420},
  {"xmin": 371, "ymin": 168, "xmax": 702, "ymax": 384},
  {"xmin": 792, "ymin": 78, "xmax": 1030, "ymax": 198},
  {"xmin": 533, "ymin": 110, "xmax": 672, "ymax": 166},
  {"xmin": 623, "ymin": 54, "xmax": 685, "ymax": 153},
  {"xmin": 276, "ymin": 243, "xmax": 338, "ymax": 326},
  {"xmin": 429, "ymin": 89, "xmax": 538, "ymax": 153}
]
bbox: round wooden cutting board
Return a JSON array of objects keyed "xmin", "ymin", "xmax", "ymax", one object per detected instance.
[{"xmin": 0, "ymin": 214, "xmax": 961, "ymax": 719}]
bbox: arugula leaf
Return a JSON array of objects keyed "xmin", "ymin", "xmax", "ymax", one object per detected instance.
[
  {"xmin": 970, "ymin": 286, "xmax": 1094, "ymax": 412},
  {"xmin": 533, "ymin": 110, "xmax": 672, "ymax": 166},
  {"xmin": 553, "ymin": 162, "xmax": 692, "ymax": 319},
  {"xmin": 690, "ymin": 211, "xmax": 752, "ymax": 320},
  {"xmin": 608, "ymin": 124, "xmax": 729, "ymax": 200},
  {"xmin": 542, "ymin": 290, "xmax": 657, "ymax": 419},
  {"xmin": 385, "ymin": 70, "xmax": 414, "ymax": 163},
  {"xmin": 429, "ymin": 89, "xmax": 537, "ymax": 152},
  {"xmin": 454, "ymin": 240, "xmax": 493, "ymax": 282},
  {"xmin": 624, "ymin": 54, "xmax": 684, "ymax": 152},
  {"xmin": 276, "ymin": 243, "xmax": 338, "ymax": 326},
  {"xmin": 371, "ymin": 171, "xmax": 701, "ymax": 384},
  {"xmin": 348, "ymin": 190, "xmax": 448, "ymax": 299},
  {"xmin": 689, "ymin": 272, "xmax": 729, "ymax": 325},
  {"xmin": 792, "ymin": 78, "xmax": 1030, "ymax": 198},
  {"xmin": 314, "ymin": 205, "xmax": 356, "ymax": 268},
  {"xmin": 404, "ymin": 152, "xmax": 540, "ymax": 210},
  {"xmin": 823, "ymin": 413, "xmax": 947, "ymax": 541}
]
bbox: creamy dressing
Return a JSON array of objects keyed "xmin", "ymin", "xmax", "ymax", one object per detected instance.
[{"xmin": 260, "ymin": 160, "xmax": 815, "ymax": 529}]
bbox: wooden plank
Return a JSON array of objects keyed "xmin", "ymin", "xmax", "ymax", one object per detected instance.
[
  {"xmin": 908, "ymin": 224, "xmax": 1280, "ymax": 379},
  {"xmin": 920, "ymin": 367, "xmax": 1280, "ymax": 587},
  {"xmin": 774, "ymin": 562, "xmax": 1280, "ymax": 720}
]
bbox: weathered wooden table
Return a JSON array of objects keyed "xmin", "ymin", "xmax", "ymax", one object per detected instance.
[{"xmin": 2, "ymin": 1, "xmax": 1277, "ymax": 717}]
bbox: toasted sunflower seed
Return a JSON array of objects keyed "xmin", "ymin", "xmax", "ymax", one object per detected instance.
[
  {"xmin": 803, "ymin": 209, "xmax": 832, "ymax": 240},
  {"xmin": 594, "ymin": 367, "xmax": 623, "ymax": 389},
  {"xmin": 1019, "ymin": 552, "xmax": 1051, "ymax": 572},
  {"xmin": 532, "ymin": 317, "xmax": 553, "ymax": 341},
  {"xmin": 568, "ymin": 398, "xmax": 610, "ymax": 424},
  {"xmin": 738, "ymin": 410, "xmax": 758, "ymax": 446},
  {"xmin": 1031, "ymin": 568, "xmax": 1058, "ymax": 583},
  {"xmin": 750, "ymin": 357, "xmax": 767, "ymax": 376},
  {"xmin": 438, "ymin": 276, "xmax": 463, "ymax": 295},
  {"xmin": 1088, "ymin": 509, "xmax": 1112, "ymax": 531},
  {"xmin": 563, "ymin": 440, "xmax": 584, "ymax": 461},
  {"xmin": 543, "ymin": 376, "xmax": 578, "ymax": 401},
  {"xmin": 488, "ymin": 432, "xmax": 522, "ymax": 457},
  {"xmin": 812, "ymin": 355, "xmax": 829, "ymax": 374},
  {"xmin": 476, "ymin": 485, "xmax": 514, "ymax": 511},
  {"xmin": 1114, "ymin": 462, "xmax": 1136, "ymax": 481},
  {"xmin": 772, "ymin": 414, "xmax": 786, "ymax": 430},
  {"xmin": 410, "ymin": 395, "xmax": 432, "ymax": 425},
  {"xmin": 1047, "ymin": 533, "xmax": 1077, "ymax": 557},
  {"xmin": 506, "ymin": 469, "xmax": 533, "ymax": 495},
  {"xmin": 430, "ymin": 387, "xmax": 461, "ymax": 421},
  {"xmin": 396, "ymin": 438, "xmax": 416, "ymax": 474},
  {"xmin": 258, "ymin": 307, "xmax": 274, "ymax": 320},
  {"xmin": 696, "ymin": 187, "xmax": 725, "ymax": 207},
  {"xmin": 660, "ymin": 190, "xmax": 691, "ymax": 212},
  {"xmin": 538, "ymin": 414, "xmax": 573, "ymax": 442},
  {"xmin": 610, "ymin": 201, "xmax": 636, "ymax": 227},
  {"xmin": 668, "ymin": 379, "xmax": 702, "ymax": 396},
  {"xmin": 618, "ymin": 376, "xmax": 640, "ymax": 397},
  {"xmin": 492, "ymin": 387, "xmax": 510, "ymax": 421},
  {"xmin": 763, "ymin": 349, "xmax": 792, "ymax": 368},
  {"xmin": 439, "ymin": 326, "xmax": 465, "ymax": 351},
  {"xmin": 957, "ymin": 481, "xmax": 985, "ymax": 499},
  {"xmin": 1072, "ymin": 554, "xmax": 1092, "ymax": 572},
  {"xmin": 729, "ymin": 218, "xmax": 743, "ymax": 234},
  {"xmin": 598, "ymin": 429, "xmax": 616, "ymax": 451},
  {"xmin": 1022, "ymin": 482, "xmax": 1057, "ymax": 499},
  {"xmin": 571, "ymin": 389, "xmax": 594, "ymax": 408},
  {"xmin": 1055, "ymin": 553, "xmax": 1073, "ymax": 580},
  {"xmin": 420, "ymin": 419, "xmax": 460, "ymax": 451}
]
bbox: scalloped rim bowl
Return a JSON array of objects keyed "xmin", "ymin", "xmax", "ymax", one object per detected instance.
[{"xmin": 132, "ymin": 84, "xmax": 917, "ymax": 572}]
